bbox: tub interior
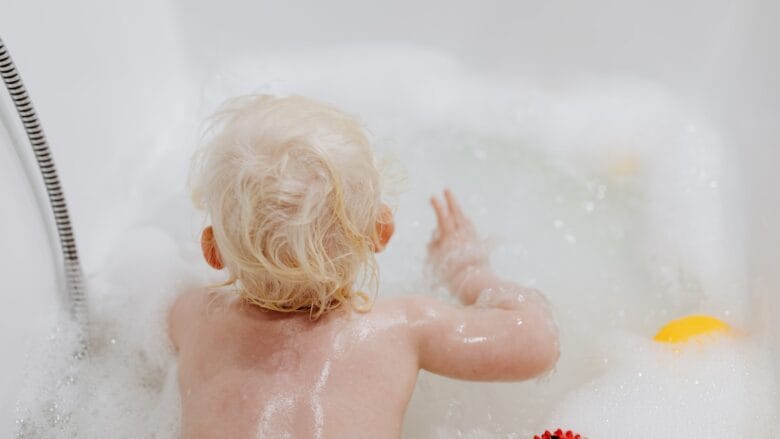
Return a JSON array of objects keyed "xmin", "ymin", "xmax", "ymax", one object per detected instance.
[{"xmin": 2, "ymin": 0, "xmax": 779, "ymax": 437}]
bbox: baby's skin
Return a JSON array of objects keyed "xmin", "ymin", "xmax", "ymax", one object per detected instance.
[{"xmin": 169, "ymin": 190, "xmax": 559, "ymax": 438}]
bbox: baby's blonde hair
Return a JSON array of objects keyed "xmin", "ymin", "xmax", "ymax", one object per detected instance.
[{"xmin": 190, "ymin": 95, "xmax": 387, "ymax": 317}]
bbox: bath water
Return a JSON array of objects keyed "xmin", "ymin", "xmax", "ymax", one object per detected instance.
[{"xmin": 14, "ymin": 46, "xmax": 776, "ymax": 438}]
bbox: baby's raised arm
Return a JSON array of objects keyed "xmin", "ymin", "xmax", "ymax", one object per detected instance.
[{"xmin": 410, "ymin": 190, "xmax": 559, "ymax": 381}]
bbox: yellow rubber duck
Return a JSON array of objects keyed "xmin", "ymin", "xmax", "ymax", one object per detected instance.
[{"xmin": 654, "ymin": 315, "xmax": 732, "ymax": 344}]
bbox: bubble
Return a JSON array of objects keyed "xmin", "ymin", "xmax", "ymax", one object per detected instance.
[{"xmin": 583, "ymin": 201, "xmax": 595, "ymax": 213}]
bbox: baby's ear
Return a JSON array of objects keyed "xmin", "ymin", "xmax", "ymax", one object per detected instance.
[
  {"xmin": 201, "ymin": 226, "xmax": 224, "ymax": 270},
  {"xmin": 373, "ymin": 206, "xmax": 395, "ymax": 253}
]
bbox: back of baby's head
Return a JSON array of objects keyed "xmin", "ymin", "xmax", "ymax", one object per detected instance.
[{"xmin": 190, "ymin": 95, "xmax": 386, "ymax": 316}]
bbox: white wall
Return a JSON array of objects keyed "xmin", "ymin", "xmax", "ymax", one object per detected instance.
[
  {"xmin": 0, "ymin": 103, "xmax": 59, "ymax": 432},
  {"xmin": 1, "ymin": 0, "xmax": 195, "ymax": 272}
]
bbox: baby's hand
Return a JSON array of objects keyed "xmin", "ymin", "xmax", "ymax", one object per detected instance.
[{"xmin": 427, "ymin": 190, "xmax": 489, "ymax": 292}]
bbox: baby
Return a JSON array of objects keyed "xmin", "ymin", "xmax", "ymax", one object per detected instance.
[{"xmin": 169, "ymin": 95, "xmax": 559, "ymax": 438}]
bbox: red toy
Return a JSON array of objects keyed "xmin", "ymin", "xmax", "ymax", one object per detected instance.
[{"xmin": 534, "ymin": 428, "xmax": 584, "ymax": 439}]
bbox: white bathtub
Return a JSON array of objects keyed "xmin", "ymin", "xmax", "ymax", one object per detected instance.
[{"xmin": 2, "ymin": 0, "xmax": 778, "ymax": 436}]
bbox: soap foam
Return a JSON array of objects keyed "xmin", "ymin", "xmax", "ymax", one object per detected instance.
[
  {"xmin": 544, "ymin": 333, "xmax": 777, "ymax": 438},
  {"xmin": 15, "ymin": 226, "xmax": 192, "ymax": 437},
  {"xmin": 13, "ymin": 45, "xmax": 775, "ymax": 437}
]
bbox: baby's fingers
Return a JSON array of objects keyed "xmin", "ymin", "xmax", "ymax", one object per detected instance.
[
  {"xmin": 430, "ymin": 196, "xmax": 452, "ymax": 235},
  {"xmin": 443, "ymin": 189, "xmax": 464, "ymax": 222}
]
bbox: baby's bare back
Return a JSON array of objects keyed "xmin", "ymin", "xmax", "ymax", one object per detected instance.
[
  {"xmin": 172, "ymin": 191, "xmax": 560, "ymax": 438},
  {"xmin": 173, "ymin": 292, "xmax": 420, "ymax": 439}
]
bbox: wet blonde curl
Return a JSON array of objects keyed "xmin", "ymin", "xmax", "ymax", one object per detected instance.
[{"xmin": 190, "ymin": 95, "xmax": 389, "ymax": 318}]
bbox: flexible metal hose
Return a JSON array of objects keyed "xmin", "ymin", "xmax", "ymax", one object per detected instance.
[{"xmin": 0, "ymin": 36, "xmax": 88, "ymax": 335}]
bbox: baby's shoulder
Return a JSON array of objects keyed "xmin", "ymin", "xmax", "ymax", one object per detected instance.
[
  {"xmin": 364, "ymin": 294, "xmax": 448, "ymax": 328},
  {"xmin": 169, "ymin": 289, "xmax": 232, "ymax": 333},
  {"xmin": 171, "ymin": 289, "xmax": 226, "ymax": 317},
  {"xmin": 368, "ymin": 295, "xmax": 421, "ymax": 317}
]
